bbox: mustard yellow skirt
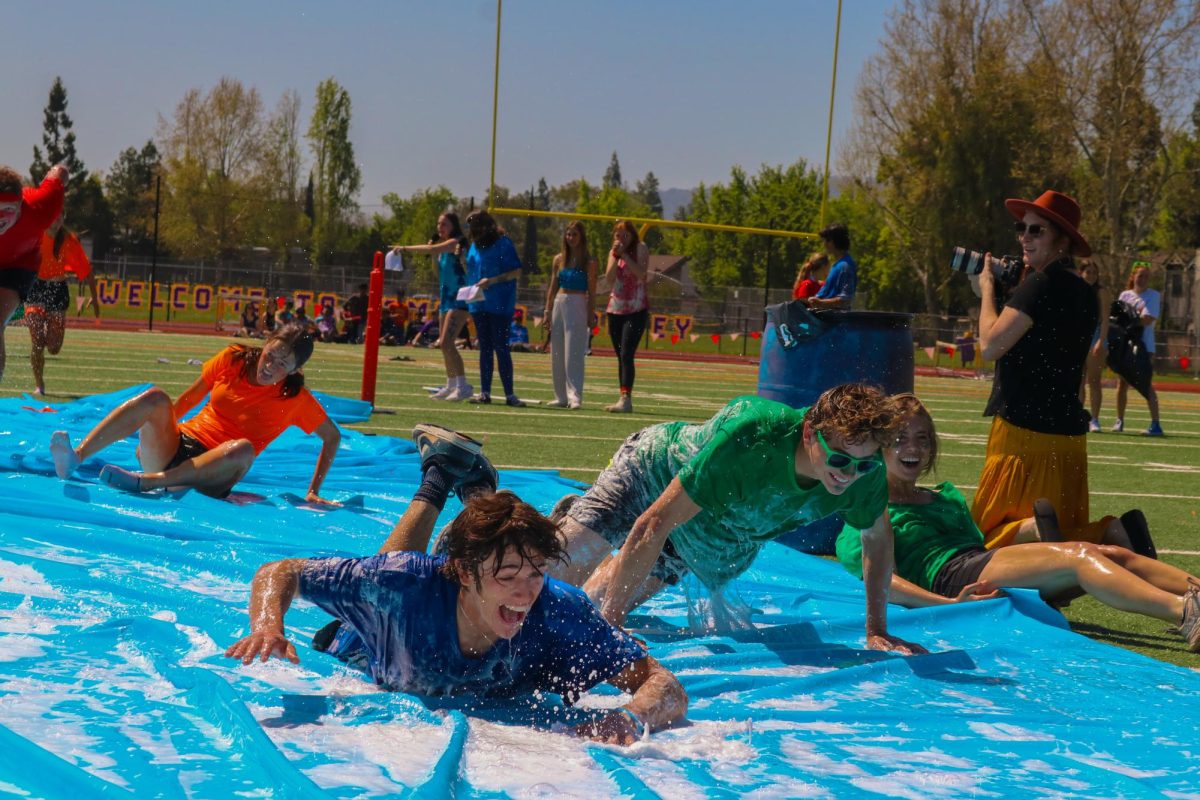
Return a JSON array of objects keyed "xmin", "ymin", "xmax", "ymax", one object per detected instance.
[{"xmin": 970, "ymin": 416, "xmax": 1113, "ymax": 549}]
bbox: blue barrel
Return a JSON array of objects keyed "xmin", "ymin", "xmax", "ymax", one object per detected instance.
[{"xmin": 757, "ymin": 304, "xmax": 914, "ymax": 554}]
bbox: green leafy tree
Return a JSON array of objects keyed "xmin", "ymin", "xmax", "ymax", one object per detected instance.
[
  {"xmin": 307, "ymin": 78, "xmax": 362, "ymax": 266},
  {"xmin": 1153, "ymin": 97, "xmax": 1200, "ymax": 250},
  {"xmin": 256, "ymin": 90, "xmax": 309, "ymax": 263},
  {"xmin": 104, "ymin": 141, "xmax": 160, "ymax": 256}
]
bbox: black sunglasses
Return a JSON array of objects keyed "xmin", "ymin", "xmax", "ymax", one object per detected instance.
[{"xmin": 1013, "ymin": 221, "xmax": 1049, "ymax": 238}]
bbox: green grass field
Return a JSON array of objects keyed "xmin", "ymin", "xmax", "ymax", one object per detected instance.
[{"xmin": 7, "ymin": 325, "xmax": 1200, "ymax": 668}]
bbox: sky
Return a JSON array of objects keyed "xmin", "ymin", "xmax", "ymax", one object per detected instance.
[{"xmin": 5, "ymin": 1, "xmax": 895, "ymax": 212}]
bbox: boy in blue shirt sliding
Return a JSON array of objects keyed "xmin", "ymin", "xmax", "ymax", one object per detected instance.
[{"xmin": 226, "ymin": 425, "xmax": 687, "ymax": 745}]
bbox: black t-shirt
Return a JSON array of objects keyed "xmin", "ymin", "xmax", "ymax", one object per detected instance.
[{"xmin": 984, "ymin": 259, "xmax": 1098, "ymax": 435}]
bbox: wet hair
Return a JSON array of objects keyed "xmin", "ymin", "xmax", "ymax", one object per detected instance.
[
  {"xmin": 613, "ymin": 220, "xmax": 640, "ymax": 255},
  {"xmin": 798, "ymin": 252, "xmax": 829, "ymax": 281},
  {"xmin": 890, "ymin": 393, "xmax": 938, "ymax": 476},
  {"xmin": 820, "ymin": 222, "xmax": 851, "ymax": 252},
  {"xmin": 0, "ymin": 166, "xmax": 23, "ymax": 197},
  {"xmin": 804, "ymin": 383, "xmax": 900, "ymax": 448},
  {"xmin": 559, "ymin": 220, "xmax": 591, "ymax": 269},
  {"xmin": 466, "ymin": 210, "xmax": 503, "ymax": 248},
  {"xmin": 440, "ymin": 491, "xmax": 567, "ymax": 589},
  {"xmin": 229, "ymin": 323, "xmax": 315, "ymax": 398}
]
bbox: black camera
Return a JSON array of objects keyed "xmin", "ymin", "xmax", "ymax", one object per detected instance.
[{"xmin": 950, "ymin": 247, "xmax": 1024, "ymax": 290}]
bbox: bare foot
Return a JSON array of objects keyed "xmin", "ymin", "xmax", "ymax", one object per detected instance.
[
  {"xmin": 99, "ymin": 464, "xmax": 144, "ymax": 493},
  {"xmin": 50, "ymin": 431, "xmax": 80, "ymax": 479}
]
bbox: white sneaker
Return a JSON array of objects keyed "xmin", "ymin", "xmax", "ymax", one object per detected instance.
[
  {"xmin": 1111, "ymin": 418, "xmax": 1124, "ymax": 433},
  {"xmin": 545, "ymin": 399, "xmax": 569, "ymax": 408},
  {"xmin": 445, "ymin": 383, "xmax": 474, "ymax": 402},
  {"xmin": 430, "ymin": 384, "xmax": 453, "ymax": 400},
  {"xmin": 568, "ymin": 400, "xmax": 582, "ymax": 410},
  {"xmin": 1088, "ymin": 418, "xmax": 1101, "ymax": 433}
]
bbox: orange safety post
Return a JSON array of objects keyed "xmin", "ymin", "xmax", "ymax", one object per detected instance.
[{"xmin": 361, "ymin": 251, "xmax": 385, "ymax": 405}]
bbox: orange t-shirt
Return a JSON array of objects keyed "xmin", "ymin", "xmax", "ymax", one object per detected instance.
[
  {"xmin": 37, "ymin": 232, "xmax": 92, "ymax": 281},
  {"xmin": 180, "ymin": 347, "xmax": 329, "ymax": 454}
]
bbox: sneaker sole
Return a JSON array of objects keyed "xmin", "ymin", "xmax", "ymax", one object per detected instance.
[{"xmin": 412, "ymin": 424, "xmax": 483, "ymax": 460}]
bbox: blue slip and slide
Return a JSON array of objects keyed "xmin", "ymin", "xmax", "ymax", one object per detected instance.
[{"xmin": 0, "ymin": 387, "xmax": 1198, "ymax": 798}]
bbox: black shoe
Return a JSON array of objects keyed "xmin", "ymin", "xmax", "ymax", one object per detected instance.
[
  {"xmin": 412, "ymin": 424, "xmax": 483, "ymax": 478},
  {"xmin": 1033, "ymin": 498, "xmax": 1062, "ymax": 542},
  {"xmin": 312, "ymin": 619, "xmax": 343, "ymax": 652},
  {"xmin": 1120, "ymin": 509, "xmax": 1156, "ymax": 559},
  {"xmin": 454, "ymin": 452, "xmax": 499, "ymax": 503}
]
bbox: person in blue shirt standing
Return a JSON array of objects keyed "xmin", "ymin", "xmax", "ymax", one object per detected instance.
[
  {"xmin": 464, "ymin": 210, "xmax": 526, "ymax": 406},
  {"xmin": 225, "ymin": 424, "xmax": 688, "ymax": 744},
  {"xmin": 802, "ymin": 222, "xmax": 857, "ymax": 310}
]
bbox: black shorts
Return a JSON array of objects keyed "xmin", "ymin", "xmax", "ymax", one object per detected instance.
[
  {"xmin": 0, "ymin": 268, "xmax": 39, "ymax": 302},
  {"xmin": 932, "ymin": 547, "xmax": 997, "ymax": 598},
  {"xmin": 26, "ymin": 279, "xmax": 70, "ymax": 313},
  {"xmin": 165, "ymin": 432, "xmax": 210, "ymax": 471}
]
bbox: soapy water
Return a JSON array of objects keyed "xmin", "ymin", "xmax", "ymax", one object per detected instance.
[{"xmin": 0, "ymin": 388, "xmax": 1199, "ymax": 796}]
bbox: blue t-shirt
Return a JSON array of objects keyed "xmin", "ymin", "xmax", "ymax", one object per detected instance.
[
  {"xmin": 815, "ymin": 254, "xmax": 858, "ymax": 307},
  {"xmin": 438, "ymin": 252, "xmax": 467, "ymax": 311},
  {"xmin": 466, "ymin": 236, "xmax": 521, "ymax": 315},
  {"xmin": 299, "ymin": 552, "xmax": 644, "ymax": 701},
  {"xmin": 509, "ymin": 322, "xmax": 529, "ymax": 345}
]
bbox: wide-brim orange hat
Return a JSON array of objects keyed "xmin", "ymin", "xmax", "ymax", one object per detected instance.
[{"xmin": 1004, "ymin": 190, "xmax": 1091, "ymax": 257}]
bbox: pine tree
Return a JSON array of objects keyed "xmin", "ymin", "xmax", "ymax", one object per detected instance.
[
  {"xmin": 31, "ymin": 77, "xmax": 87, "ymax": 185},
  {"xmin": 603, "ymin": 151, "xmax": 622, "ymax": 189},
  {"xmin": 635, "ymin": 171, "xmax": 663, "ymax": 217}
]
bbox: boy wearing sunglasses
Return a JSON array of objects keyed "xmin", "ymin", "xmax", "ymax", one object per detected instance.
[{"xmin": 553, "ymin": 384, "xmax": 927, "ymax": 654}]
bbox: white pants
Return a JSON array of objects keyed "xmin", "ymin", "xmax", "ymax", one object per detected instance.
[{"xmin": 551, "ymin": 292, "xmax": 589, "ymax": 405}]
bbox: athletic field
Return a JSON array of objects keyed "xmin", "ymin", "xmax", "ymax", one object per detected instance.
[{"xmin": 8, "ymin": 326, "xmax": 1200, "ymax": 667}]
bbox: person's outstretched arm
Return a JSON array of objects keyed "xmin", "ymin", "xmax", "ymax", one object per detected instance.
[
  {"xmin": 392, "ymin": 240, "xmax": 458, "ymax": 256},
  {"xmin": 576, "ymin": 656, "xmax": 689, "ymax": 745},
  {"xmin": 305, "ymin": 418, "xmax": 341, "ymax": 505},
  {"xmin": 224, "ymin": 558, "xmax": 306, "ymax": 664},
  {"xmin": 596, "ymin": 477, "xmax": 699, "ymax": 626},
  {"xmin": 860, "ymin": 513, "xmax": 928, "ymax": 654}
]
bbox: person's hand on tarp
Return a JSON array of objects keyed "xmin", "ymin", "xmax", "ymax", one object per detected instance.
[
  {"xmin": 867, "ymin": 633, "xmax": 929, "ymax": 656},
  {"xmin": 574, "ymin": 710, "xmax": 641, "ymax": 746},
  {"xmin": 305, "ymin": 491, "xmax": 342, "ymax": 508},
  {"xmin": 225, "ymin": 630, "xmax": 300, "ymax": 665},
  {"xmin": 951, "ymin": 579, "xmax": 1005, "ymax": 603}
]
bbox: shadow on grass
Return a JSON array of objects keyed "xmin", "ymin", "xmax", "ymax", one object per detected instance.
[{"xmin": 1070, "ymin": 620, "xmax": 1183, "ymax": 654}]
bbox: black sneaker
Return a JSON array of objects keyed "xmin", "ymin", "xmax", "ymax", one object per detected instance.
[
  {"xmin": 412, "ymin": 424, "xmax": 483, "ymax": 477},
  {"xmin": 454, "ymin": 452, "xmax": 499, "ymax": 503},
  {"xmin": 1033, "ymin": 498, "xmax": 1062, "ymax": 542},
  {"xmin": 1120, "ymin": 509, "xmax": 1157, "ymax": 559}
]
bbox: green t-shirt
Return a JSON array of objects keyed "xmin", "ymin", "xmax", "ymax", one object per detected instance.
[
  {"xmin": 632, "ymin": 395, "xmax": 888, "ymax": 589},
  {"xmin": 836, "ymin": 481, "xmax": 985, "ymax": 592}
]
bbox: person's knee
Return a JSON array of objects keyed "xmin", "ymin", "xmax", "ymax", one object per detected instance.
[
  {"xmin": 139, "ymin": 387, "xmax": 173, "ymax": 413},
  {"xmin": 228, "ymin": 439, "xmax": 256, "ymax": 469},
  {"xmin": 1096, "ymin": 543, "xmax": 1132, "ymax": 562}
]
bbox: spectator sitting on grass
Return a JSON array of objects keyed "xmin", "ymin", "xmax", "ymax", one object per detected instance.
[
  {"xmin": 409, "ymin": 314, "xmax": 440, "ymax": 347},
  {"xmin": 836, "ymin": 394, "xmax": 1200, "ymax": 652},
  {"xmin": 315, "ymin": 304, "xmax": 339, "ymax": 343},
  {"xmin": 509, "ymin": 310, "xmax": 536, "ymax": 353},
  {"xmin": 341, "ymin": 284, "xmax": 368, "ymax": 343},
  {"xmin": 239, "ymin": 301, "xmax": 261, "ymax": 338}
]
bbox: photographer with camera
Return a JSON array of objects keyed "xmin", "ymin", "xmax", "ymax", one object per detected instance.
[{"xmin": 968, "ymin": 191, "xmax": 1148, "ymax": 554}]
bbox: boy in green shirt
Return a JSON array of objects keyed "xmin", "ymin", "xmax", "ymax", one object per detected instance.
[{"xmin": 554, "ymin": 383, "xmax": 927, "ymax": 654}]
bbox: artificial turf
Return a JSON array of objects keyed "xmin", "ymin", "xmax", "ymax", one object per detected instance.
[{"xmin": 6, "ymin": 325, "xmax": 1200, "ymax": 667}]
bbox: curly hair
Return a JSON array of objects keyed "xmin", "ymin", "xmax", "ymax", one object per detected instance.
[
  {"xmin": 0, "ymin": 166, "xmax": 24, "ymax": 196},
  {"xmin": 440, "ymin": 491, "xmax": 567, "ymax": 589},
  {"xmin": 803, "ymin": 383, "xmax": 900, "ymax": 448},
  {"xmin": 890, "ymin": 393, "xmax": 938, "ymax": 475}
]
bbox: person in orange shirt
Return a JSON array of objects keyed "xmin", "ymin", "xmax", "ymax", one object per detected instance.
[
  {"xmin": 49, "ymin": 324, "xmax": 342, "ymax": 502},
  {"xmin": 27, "ymin": 215, "xmax": 101, "ymax": 395}
]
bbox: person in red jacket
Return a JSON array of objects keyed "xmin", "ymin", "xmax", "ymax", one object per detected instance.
[{"xmin": 0, "ymin": 164, "xmax": 69, "ymax": 383}]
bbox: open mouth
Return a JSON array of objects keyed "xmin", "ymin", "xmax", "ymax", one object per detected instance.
[
  {"xmin": 498, "ymin": 604, "xmax": 529, "ymax": 626},
  {"xmin": 899, "ymin": 457, "xmax": 921, "ymax": 469},
  {"xmin": 829, "ymin": 470, "xmax": 852, "ymax": 489}
]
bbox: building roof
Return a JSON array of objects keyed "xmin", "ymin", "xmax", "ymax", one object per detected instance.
[{"xmin": 648, "ymin": 254, "xmax": 688, "ymax": 275}]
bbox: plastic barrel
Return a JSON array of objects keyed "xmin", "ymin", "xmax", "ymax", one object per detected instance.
[{"xmin": 757, "ymin": 304, "xmax": 914, "ymax": 554}]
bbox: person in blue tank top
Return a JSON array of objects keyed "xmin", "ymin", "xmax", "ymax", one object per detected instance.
[
  {"xmin": 392, "ymin": 212, "xmax": 474, "ymax": 401},
  {"xmin": 464, "ymin": 210, "xmax": 526, "ymax": 407},
  {"xmin": 542, "ymin": 221, "xmax": 598, "ymax": 409},
  {"xmin": 226, "ymin": 425, "xmax": 688, "ymax": 744},
  {"xmin": 801, "ymin": 222, "xmax": 857, "ymax": 310}
]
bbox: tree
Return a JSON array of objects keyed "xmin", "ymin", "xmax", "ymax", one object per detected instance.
[
  {"xmin": 847, "ymin": 0, "xmax": 1060, "ymax": 314},
  {"xmin": 257, "ymin": 90, "xmax": 308, "ymax": 262},
  {"xmin": 104, "ymin": 141, "xmax": 160, "ymax": 257},
  {"xmin": 157, "ymin": 78, "xmax": 267, "ymax": 262},
  {"xmin": 635, "ymin": 171, "xmax": 665, "ymax": 251},
  {"xmin": 1020, "ymin": 0, "xmax": 1200, "ymax": 263},
  {"xmin": 1154, "ymin": 97, "xmax": 1200, "ymax": 250},
  {"xmin": 603, "ymin": 151, "xmax": 623, "ymax": 189},
  {"xmin": 307, "ymin": 78, "xmax": 362, "ymax": 266},
  {"xmin": 30, "ymin": 77, "xmax": 96, "ymax": 232}
]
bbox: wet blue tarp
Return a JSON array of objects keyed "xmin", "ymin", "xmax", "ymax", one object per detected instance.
[{"xmin": 1, "ymin": 389, "xmax": 1198, "ymax": 798}]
